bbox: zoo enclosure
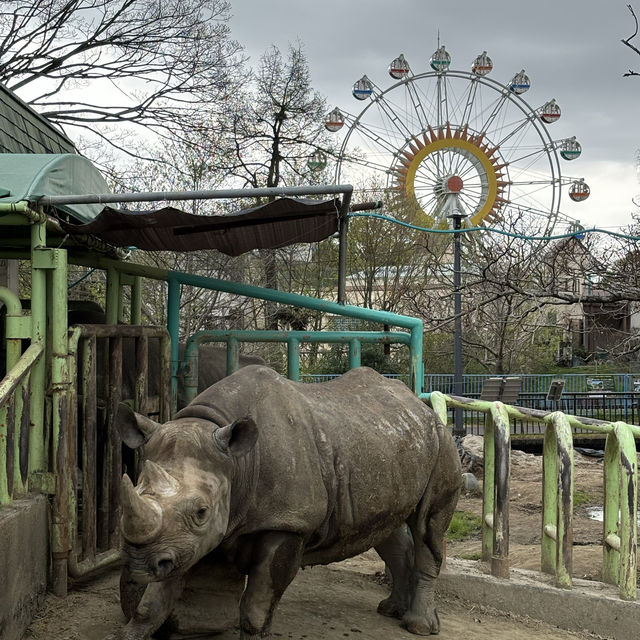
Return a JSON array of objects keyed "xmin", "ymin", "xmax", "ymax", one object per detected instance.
[{"xmin": 1, "ymin": 183, "xmax": 639, "ymax": 611}]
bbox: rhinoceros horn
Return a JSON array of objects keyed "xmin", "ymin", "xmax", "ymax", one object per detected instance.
[
  {"xmin": 120, "ymin": 474, "xmax": 163, "ymax": 544},
  {"xmin": 141, "ymin": 460, "xmax": 179, "ymax": 497}
]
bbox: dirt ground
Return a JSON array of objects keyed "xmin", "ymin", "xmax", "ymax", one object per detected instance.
[{"xmin": 23, "ymin": 449, "xmax": 616, "ymax": 640}]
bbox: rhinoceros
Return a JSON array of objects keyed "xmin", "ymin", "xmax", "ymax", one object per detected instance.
[{"xmin": 107, "ymin": 365, "xmax": 460, "ymax": 639}]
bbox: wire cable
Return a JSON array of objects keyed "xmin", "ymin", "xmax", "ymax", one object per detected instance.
[{"xmin": 348, "ymin": 212, "xmax": 640, "ymax": 242}]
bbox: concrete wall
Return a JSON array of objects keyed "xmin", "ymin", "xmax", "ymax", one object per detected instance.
[{"xmin": 0, "ymin": 495, "xmax": 49, "ymax": 640}]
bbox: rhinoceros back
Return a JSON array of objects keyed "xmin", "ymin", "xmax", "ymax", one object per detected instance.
[{"xmin": 183, "ymin": 365, "xmax": 445, "ymax": 563}]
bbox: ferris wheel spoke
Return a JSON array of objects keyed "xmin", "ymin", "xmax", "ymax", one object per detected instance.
[
  {"xmin": 493, "ymin": 117, "xmax": 534, "ymax": 149},
  {"xmin": 349, "ymin": 121, "xmax": 404, "ymax": 156},
  {"xmin": 341, "ymin": 153, "xmax": 393, "ymax": 174},
  {"xmin": 476, "ymin": 90, "xmax": 510, "ymax": 137},
  {"xmin": 405, "ymin": 78, "xmax": 431, "ymax": 131},
  {"xmin": 502, "ymin": 145, "xmax": 551, "ymax": 167},
  {"xmin": 373, "ymin": 95, "xmax": 417, "ymax": 140}
]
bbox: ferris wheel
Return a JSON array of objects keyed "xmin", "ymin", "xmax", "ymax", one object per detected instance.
[{"xmin": 322, "ymin": 47, "xmax": 589, "ymax": 237}]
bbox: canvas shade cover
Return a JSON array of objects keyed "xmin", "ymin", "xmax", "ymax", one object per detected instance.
[{"xmin": 58, "ymin": 197, "xmax": 341, "ymax": 256}]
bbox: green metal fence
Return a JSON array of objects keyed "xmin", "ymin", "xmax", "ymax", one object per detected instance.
[{"xmin": 426, "ymin": 391, "xmax": 639, "ymax": 600}]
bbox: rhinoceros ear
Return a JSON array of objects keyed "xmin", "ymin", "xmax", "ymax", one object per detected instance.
[
  {"xmin": 214, "ymin": 416, "xmax": 258, "ymax": 457},
  {"xmin": 117, "ymin": 402, "xmax": 161, "ymax": 449}
]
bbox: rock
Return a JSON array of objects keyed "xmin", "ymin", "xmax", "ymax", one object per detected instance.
[
  {"xmin": 461, "ymin": 472, "xmax": 481, "ymax": 496},
  {"xmin": 457, "ymin": 435, "xmax": 484, "ymax": 476}
]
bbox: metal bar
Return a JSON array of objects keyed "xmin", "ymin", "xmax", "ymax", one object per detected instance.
[
  {"xmin": 348, "ymin": 339, "xmax": 361, "ymax": 369},
  {"xmin": 169, "ymin": 272, "xmax": 424, "ymax": 397},
  {"xmin": 337, "ymin": 189, "xmax": 353, "ymax": 304},
  {"xmin": 451, "ymin": 213, "xmax": 465, "ymax": 436},
  {"xmin": 167, "ymin": 278, "xmax": 180, "ymax": 415},
  {"xmin": 106, "ymin": 267, "xmax": 120, "ymax": 324},
  {"xmin": 287, "ymin": 339, "xmax": 300, "ymax": 381},
  {"xmin": 226, "ymin": 338, "xmax": 240, "ymax": 376},
  {"xmin": 35, "ymin": 184, "xmax": 355, "ymax": 207},
  {"xmin": 131, "ymin": 277, "xmax": 142, "ymax": 325}
]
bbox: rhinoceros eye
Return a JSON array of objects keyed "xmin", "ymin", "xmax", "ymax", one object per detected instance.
[{"xmin": 193, "ymin": 505, "xmax": 209, "ymax": 525}]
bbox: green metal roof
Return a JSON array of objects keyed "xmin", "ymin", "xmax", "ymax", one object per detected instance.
[{"xmin": 0, "ymin": 153, "xmax": 109, "ymax": 222}]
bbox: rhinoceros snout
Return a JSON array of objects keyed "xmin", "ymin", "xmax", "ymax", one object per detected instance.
[{"xmin": 151, "ymin": 552, "xmax": 176, "ymax": 579}]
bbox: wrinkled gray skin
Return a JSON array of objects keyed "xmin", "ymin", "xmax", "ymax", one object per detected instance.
[{"xmin": 105, "ymin": 365, "xmax": 461, "ymax": 640}]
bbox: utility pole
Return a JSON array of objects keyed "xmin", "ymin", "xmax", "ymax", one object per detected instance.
[{"xmin": 443, "ymin": 176, "xmax": 467, "ymax": 437}]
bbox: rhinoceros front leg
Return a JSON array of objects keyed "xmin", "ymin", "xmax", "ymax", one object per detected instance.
[
  {"xmin": 104, "ymin": 575, "xmax": 183, "ymax": 640},
  {"xmin": 238, "ymin": 531, "xmax": 304, "ymax": 639}
]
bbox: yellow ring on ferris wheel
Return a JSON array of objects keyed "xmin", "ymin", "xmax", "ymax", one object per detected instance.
[{"xmin": 403, "ymin": 137, "xmax": 500, "ymax": 226}]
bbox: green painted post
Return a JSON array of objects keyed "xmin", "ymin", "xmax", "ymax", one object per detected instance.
[
  {"xmin": 167, "ymin": 277, "xmax": 180, "ymax": 415},
  {"xmin": 482, "ymin": 411, "xmax": 495, "ymax": 562},
  {"xmin": 29, "ymin": 223, "xmax": 48, "ymax": 475},
  {"xmin": 603, "ymin": 423, "xmax": 637, "ymax": 600},
  {"xmin": 603, "ymin": 429, "xmax": 621, "ymax": 586},
  {"xmin": 227, "ymin": 337, "xmax": 240, "ymax": 375},
  {"xmin": 105, "ymin": 267, "xmax": 120, "ymax": 324},
  {"xmin": 541, "ymin": 412, "xmax": 574, "ymax": 588},
  {"xmin": 615, "ymin": 423, "xmax": 637, "ymax": 601},
  {"xmin": 0, "ymin": 287, "xmax": 27, "ymax": 501},
  {"xmin": 490, "ymin": 402, "xmax": 510, "ymax": 578},
  {"xmin": 348, "ymin": 338, "xmax": 361, "ymax": 369},
  {"xmin": 131, "ymin": 276, "xmax": 142, "ymax": 325},
  {"xmin": 287, "ymin": 338, "xmax": 300, "ymax": 381},
  {"xmin": 48, "ymin": 248, "xmax": 71, "ymax": 597}
]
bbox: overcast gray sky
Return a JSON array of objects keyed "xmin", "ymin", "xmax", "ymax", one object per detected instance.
[{"xmin": 229, "ymin": 0, "xmax": 639, "ymax": 232}]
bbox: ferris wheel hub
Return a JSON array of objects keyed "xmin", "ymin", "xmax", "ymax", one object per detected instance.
[{"xmin": 445, "ymin": 175, "xmax": 464, "ymax": 193}]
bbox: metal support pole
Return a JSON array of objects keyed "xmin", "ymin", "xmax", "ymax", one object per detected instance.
[
  {"xmin": 450, "ymin": 211, "xmax": 466, "ymax": 436},
  {"xmin": 337, "ymin": 190, "xmax": 353, "ymax": 305}
]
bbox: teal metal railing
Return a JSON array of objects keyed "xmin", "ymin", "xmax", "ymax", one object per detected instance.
[
  {"xmin": 167, "ymin": 271, "xmax": 424, "ymax": 409},
  {"xmin": 181, "ymin": 329, "xmax": 413, "ymax": 406}
]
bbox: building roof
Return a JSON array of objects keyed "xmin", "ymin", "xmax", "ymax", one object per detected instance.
[{"xmin": 0, "ymin": 84, "xmax": 75, "ymax": 154}]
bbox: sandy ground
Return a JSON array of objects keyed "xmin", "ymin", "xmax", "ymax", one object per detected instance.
[{"xmin": 23, "ymin": 449, "xmax": 616, "ymax": 640}]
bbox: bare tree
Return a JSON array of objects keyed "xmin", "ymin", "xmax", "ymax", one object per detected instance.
[
  {"xmin": 221, "ymin": 43, "xmax": 332, "ymax": 328},
  {"xmin": 0, "ymin": 0, "xmax": 242, "ymax": 158},
  {"xmin": 623, "ymin": 3, "xmax": 640, "ymax": 77}
]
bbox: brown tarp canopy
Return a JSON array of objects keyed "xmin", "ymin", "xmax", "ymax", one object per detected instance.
[{"xmin": 59, "ymin": 197, "xmax": 340, "ymax": 256}]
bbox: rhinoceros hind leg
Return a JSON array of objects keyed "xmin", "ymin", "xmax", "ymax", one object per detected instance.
[
  {"xmin": 374, "ymin": 525, "xmax": 414, "ymax": 619},
  {"xmin": 402, "ymin": 432, "xmax": 461, "ymax": 636},
  {"xmin": 238, "ymin": 531, "xmax": 304, "ymax": 639}
]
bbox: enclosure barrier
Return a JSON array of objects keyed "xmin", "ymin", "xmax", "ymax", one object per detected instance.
[
  {"xmin": 167, "ymin": 271, "xmax": 425, "ymax": 407},
  {"xmin": 65, "ymin": 324, "xmax": 171, "ymax": 585},
  {"xmin": 0, "ymin": 286, "xmax": 43, "ymax": 505},
  {"xmin": 181, "ymin": 329, "xmax": 413, "ymax": 405},
  {"xmin": 425, "ymin": 391, "xmax": 639, "ymax": 600}
]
